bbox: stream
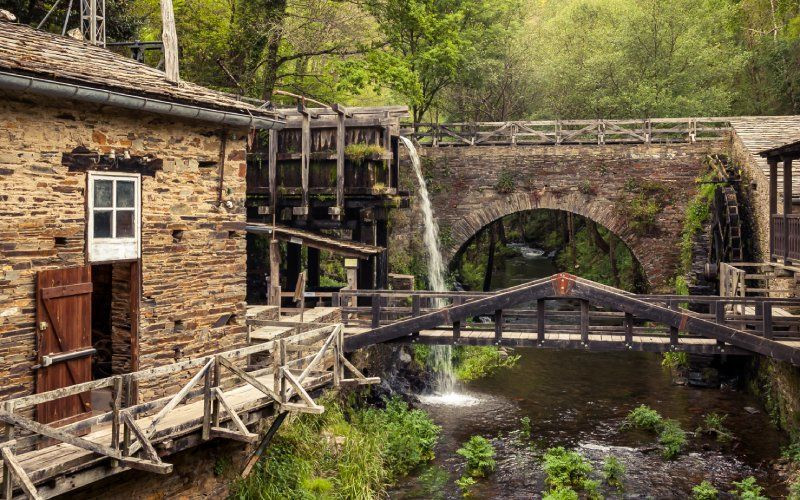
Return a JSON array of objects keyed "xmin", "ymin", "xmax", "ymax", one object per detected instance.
[{"xmin": 389, "ymin": 247, "xmax": 788, "ymax": 499}]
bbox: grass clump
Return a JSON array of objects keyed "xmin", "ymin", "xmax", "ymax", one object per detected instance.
[
  {"xmin": 625, "ymin": 404, "xmax": 664, "ymax": 432},
  {"xmin": 661, "ymin": 351, "xmax": 689, "ymax": 370},
  {"xmin": 624, "ymin": 405, "xmax": 687, "ymax": 459},
  {"xmin": 679, "ymin": 169, "xmax": 717, "ymax": 274},
  {"xmin": 543, "ymin": 486, "xmax": 580, "ymax": 500},
  {"xmin": 519, "ymin": 416, "xmax": 532, "ymax": 440},
  {"xmin": 453, "ymin": 346, "xmax": 519, "ymax": 382},
  {"xmin": 232, "ymin": 394, "xmax": 440, "ymax": 499},
  {"xmin": 697, "ymin": 412, "xmax": 733, "ymax": 444},
  {"xmin": 729, "ymin": 476, "xmax": 767, "ymax": 499},
  {"xmin": 541, "ymin": 446, "xmax": 598, "ymax": 498},
  {"xmin": 495, "ymin": 169, "xmax": 516, "ymax": 194},
  {"xmin": 344, "ymin": 143, "xmax": 385, "ymax": 164},
  {"xmin": 455, "ymin": 475, "xmax": 477, "ymax": 497},
  {"xmin": 692, "ymin": 480, "xmax": 719, "ymax": 499},
  {"xmin": 658, "ymin": 419, "xmax": 688, "ymax": 459},
  {"xmin": 602, "ymin": 455, "xmax": 625, "ymax": 489},
  {"xmin": 457, "ymin": 435, "xmax": 496, "ymax": 478}
]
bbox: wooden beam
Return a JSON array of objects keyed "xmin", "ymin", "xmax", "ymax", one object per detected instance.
[
  {"xmin": 210, "ymin": 427, "xmax": 258, "ymax": 444},
  {"xmin": 1, "ymin": 448, "xmax": 41, "ymax": 500},
  {"xmin": 146, "ymin": 358, "xmax": 213, "ymax": 435},
  {"xmin": 213, "ymin": 388, "xmax": 257, "ymax": 441},
  {"xmin": 241, "ymin": 411, "xmax": 288, "ymax": 478},
  {"xmin": 122, "ymin": 412, "xmax": 160, "ymax": 464},
  {"xmin": 160, "ymin": 0, "xmax": 179, "ymax": 82},
  {"xmin": 218, "ymin": 356, "xmax": 281, "ymax": 402}
]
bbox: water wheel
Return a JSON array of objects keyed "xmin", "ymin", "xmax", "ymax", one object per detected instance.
[{"xmin": 709, "ymin": 155, "xmax": 744, "ymax": 268}]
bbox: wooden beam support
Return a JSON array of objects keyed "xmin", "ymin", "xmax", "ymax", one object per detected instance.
[
  {"xmin": 537, "ymin": 299, "xmax": 545, "ymax": 343},
  {"xmin": 580, "ymin": 300, "xmax": 589, "ymax": 344},
  {"xmin": 1, "ymin": 448, "xmax": 41, "ymax": 500},
  {"xmin": 213, "ymin": 388, "xmax": 257, "ymax": 441},
  {"xmin": 494, "ymin": 309, "xmax": 503, "ymax": 342},
  {"xmin": 218, "ymin": 356, "xmax": 281, "ymax": 401},
  {"xmin": 122, "ymin": 412, "xmax": 160, "ymax": 464}
]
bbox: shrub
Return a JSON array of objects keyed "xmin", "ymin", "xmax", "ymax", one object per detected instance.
[
  {"xmin": 453, "ymin": 346, "xmax": 520, "ymax": 382},
  {"xmin": 730, "ymin": 476, "xmax": 767, "ymax": 500},
  {"xmin": 455, "ymin": 475, "xmax": 477, "ymax": 497},
  {"xmin": 344, "ymin": 143, "xmax": 385, "ymax": 164},
  {"xmin": 788, "ymin": 474, "xmax": 800, "ymax": 500},
  {"xmin": 783, "ymin": 441, "xmax": 800, "ymax": 462},
  {"xmin": 495, "ymin": 169, "xmax": 515, "ymax": 194},
  {"xmin": 543, "ymin": 486, "xmax": 579, "ymax": 500},
  {"xmin": 578, "ymin": 180, "xmax": 597, "ymax": 195},
  {"xmin": 520, "ymin": 416, "xmax": 532, "ymax": 440},
  {"xmin": 661, "ymin": 352, "xmax": 688, "ymax": 370},
  {"xmin": 457, "ymin": 436, "xmax": 496, "ymax": 477},
  {"xmin": 625, "ymin": 405, "xmax": 664, "ymax": 432},
  {"xmin": 602, "ymin": 456, "xmax": 625, "ymax": 489},
  {"xmin": 697, "ymin": 412, "xmax": 733, "ymax": 443},
  {"xmin": 542, "ymin": 447, "xmax": 593, "ymax": 491},
  {"xmin": 692, "ymin": 480, "xmax": 719, "ymax": 500},
  {"xmin": 659, "ymin": 419, "xmax": 687, "ymax": 459}
]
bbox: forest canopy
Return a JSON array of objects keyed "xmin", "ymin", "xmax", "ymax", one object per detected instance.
[{"xmin": 7, "ymin": 0, "xmax": 800, "ymax": 119}]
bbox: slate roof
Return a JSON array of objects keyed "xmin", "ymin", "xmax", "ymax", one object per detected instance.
[{"xmin": 0, "ymin": 22, "xmax": 278, "ymax": 120}]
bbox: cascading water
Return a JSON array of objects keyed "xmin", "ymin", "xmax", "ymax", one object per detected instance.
[{"xmin": 399, "ymin": 136, "xmax": 458, "ymax": 396}]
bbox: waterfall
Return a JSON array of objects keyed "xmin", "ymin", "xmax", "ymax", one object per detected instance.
[{"xmin": 399, "ymin": 136, "xmax": 456, "ymax": 395}]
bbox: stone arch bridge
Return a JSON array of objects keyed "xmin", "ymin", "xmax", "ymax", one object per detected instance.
[{"xmin": 400, "ymin": 117, "xmax": 800, "ymax": 290}]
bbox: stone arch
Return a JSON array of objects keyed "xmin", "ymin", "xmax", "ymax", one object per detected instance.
[{"xmin": 443, "ymin": 191, "xmax": 654, "ymax": 289}]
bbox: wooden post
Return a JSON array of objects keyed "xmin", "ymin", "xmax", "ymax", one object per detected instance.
[
  {"xmin": 784, "ymin": 157, "xmax": 793, "ymax": 262},
  {"xmin": 269, "ymin": 129, "xmax": 278, "ymax": 216},
  {"xmin": 110, "ymin": 376, "xmax": 122, "ymax": 467},
  {"xmin": 411, "ymin": 294, "xmax": 421, "ymax": 338},
  {"xmin": 371, "ymin": 293, "xmax": 381, "ymax": 329},
  {"xmin": 298, "ymin": 104, "xmax": 311, "ymax": 218},
  {"xmin": 333, "ymin": 330, "xmax": 341, "ymax": 387},
  {"xmin": 769, "ymin": 158, "xmax": 779, "ymax": 260},
  {"xmin": 715, "ymin": 301, "xmax": 726, "ymax": 347},
  {"xmin": 160, "ymin": 0, "xmax": 179, "ymax": 82},
  {"xmin": 537, "ymin": 299, "xmax": 545, "ymax": 342},
  {"xmin": 669, "ymin": 301, "xmax": 679, "ymax": 347},
  {"xmin": 212, "ymin": 356, "xmax": 221, "ymax": 428},
  {"xmin": 2, "ymin": 402, "xmax": 14, "ymax": 499},
  {"xmin": 279, "ymin": 340, "xmax": 287, "ymax": 404},
  {"xmin": 624, "ymin": 312, "xmax": 633, "ymax": 345},
  {"xmin": 333, "ymin": 104, "xmax": 346, "ymax": 220},
  {"xmin": 580, "ymin": 300, "xmax": 589, "ymax": 344},
  {"xmin": 494, "ymin": 309, "xmax": 503, "ymax": 343},
  {"xmin": 269, "ymin": 239, "xmax": 281, "ymax": 307},
  {"xmin": 763, "ymin": 302, "xmax": 774, "ymax": 340},
  {"xmin": 202, "ymin": 365, "xmax": 212, "ymax": 440}
]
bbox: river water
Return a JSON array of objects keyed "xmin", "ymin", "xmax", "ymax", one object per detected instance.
[{"xmin": 390, "ymin": 247, "xmax": 788, "ymax": 498}]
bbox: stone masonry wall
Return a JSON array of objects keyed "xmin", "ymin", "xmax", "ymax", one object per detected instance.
[
  {"xmin": 0, "ymin": 90, "xmax": 250, "ymax": 403},
  {"xmin": 391, "ymin": 141, "xmax": 725, "ymax": 291}
]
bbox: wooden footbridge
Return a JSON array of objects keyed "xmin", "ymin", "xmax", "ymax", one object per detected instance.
[
  {"xmin": 337, "ymin": 274, "xmax": 800, "ymax": 364},
  {"xmin": 0, "ymin": 323, "xmax": 378, "ymax": 499},
  {"xmin": 3, "ymin": 274, "xmax": 800, "ymax": 499}
]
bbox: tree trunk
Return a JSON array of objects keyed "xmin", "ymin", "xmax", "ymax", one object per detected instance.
[
  {"xmin": 609, "ymin": 237, "xmax": 620, "ymax": 289},
  {"xmin": 567, "ymin": 213, "xmax": 576, "ymax": 268},
  {"xmin": 587, "ymin": 220, "xmax": 610, "ymax": 254},
  {"xmin": 260, "ymin": 0, "xmax": 288, "ymax": 101},
  {"xmin": 483, "ymin": 225, "xmax": 496, "ymax": 292},
  {"xmin": 497, "ymin": 219, "xmax": 508, "ymax": 245}
]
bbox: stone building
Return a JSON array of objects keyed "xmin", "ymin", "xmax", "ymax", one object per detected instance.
[{"xmin": 0, "ymin": 21, "xmax": 283, "ymax": 425}]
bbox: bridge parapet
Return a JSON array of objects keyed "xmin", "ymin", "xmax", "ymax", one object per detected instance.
[{"xmin": 403, "ymin": 118, "xmax": 731, "ymax": 147}]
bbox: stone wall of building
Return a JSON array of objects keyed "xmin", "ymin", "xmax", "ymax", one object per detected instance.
[
  {"xmin": 390, "ymin": 141, "xmax": 725, "ymax": 291},
  {"xmin": 0, "ymin": 90, "xmax": 250, "ymax": 403}
]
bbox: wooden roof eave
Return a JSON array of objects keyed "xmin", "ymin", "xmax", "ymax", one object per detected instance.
[{"xmin": 246, "ymin": 223, "xmax": 384, "ymax": 259}]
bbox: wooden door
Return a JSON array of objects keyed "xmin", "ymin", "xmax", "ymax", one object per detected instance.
[{"xmin": 36, "ymin": 266, "xmax": 93, "ymax": 424}]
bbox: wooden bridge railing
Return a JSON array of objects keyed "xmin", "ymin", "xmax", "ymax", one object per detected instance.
[
  {"xmin": 771, "ymin": 214, "xmax": 800, "ymax": 263},
  {"xmin": 0, "ymin": 323, "xmax": 378, "ymax": 499},
  {"xmin": 402, "ymin": 118, "xmax": 731, "ymax": 146},
  {"xmin": 334, "ymin": 285, "xmax": 800, "ymax": 353}
]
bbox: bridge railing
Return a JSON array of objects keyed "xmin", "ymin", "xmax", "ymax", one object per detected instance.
[
  {"xmin": 401, "ymin": 118, "xmax": 731, "ymax": 146},
  {"xmin": 333, "ymin": 289, "xmax": 800, "ymax": 346},
  {"xmin": 771, "ymin": 214, "xmax": 800, "ymax": 263}
]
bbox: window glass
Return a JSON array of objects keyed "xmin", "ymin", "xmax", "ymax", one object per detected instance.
[
  {"xmin": 94, "ymin": 180, "xmax": 113, "ymax": 208},
  {"xmin": 116, "ymin": 210, "xmax": 134, "ymax": 237},
  {"xmin": 117, "ymin": 181, "xmax": 135, "ymax": 208},
  {"xmin": 93, "ymin": 210, "xmax": 112, "ymax": 238}
]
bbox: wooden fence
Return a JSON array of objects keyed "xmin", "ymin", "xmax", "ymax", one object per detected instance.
[
  {"xmin": 402, "ymin": 118, "xmax": 731, "ymax": 146},
  {"xmin": 0, "ymin": 323, "xmax": 377, "ymax": 499}
]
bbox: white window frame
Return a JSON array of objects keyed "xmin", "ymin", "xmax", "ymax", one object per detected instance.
[{"xmin": 87, "ymin": 172, "xmax": 141, "ymax": 262}]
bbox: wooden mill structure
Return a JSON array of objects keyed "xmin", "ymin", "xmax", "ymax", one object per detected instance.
[{"xmin": 246, "ymin": 104, "xmax": 409, "ymax": 305}]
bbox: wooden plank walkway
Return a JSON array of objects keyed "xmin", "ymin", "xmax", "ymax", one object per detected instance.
[{"xmin": 0, "ymin": 323, "xmax": 378, "ymax": 499}]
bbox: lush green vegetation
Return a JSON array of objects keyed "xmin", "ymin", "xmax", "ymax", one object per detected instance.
[
  {"xmin": 601, "ymin": 456, "xmax": 625, "ymax": 490},
  {"xmin": 456, "ymin": 435, "xmax": 497, "ymax": 478},
  {"xmin": 232, "ymin": 394, "xmax": 440, "ymax": 499},
  {"xmin": 453, "ymin": 346, "xmax": 520, "ymax": 382},
  {"xmin": 541, "ymin": 447, "xmax": 599, "ymax": 499},
  {"xmin": 624, "ymin": 405, "xmax": 687, "ymax": 459},
  {"xmin": 729, "ymin": 476, "xmax": 768, "ymax": 500},
  {"xmin": 697, "ymin": 412, "xmax": 734, "ymax": 444},
  {"xmin": 344, "ymin": 143, "xmax": 386, "ymax": 164},
  {"xmin": 692, "ymin": 480, "xmax": 720, "ymax": 500}
]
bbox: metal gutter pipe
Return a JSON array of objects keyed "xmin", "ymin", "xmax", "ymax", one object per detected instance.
[{"xmin": 0, "ymin": 70, "xmax": 285, "ymax": 130}]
